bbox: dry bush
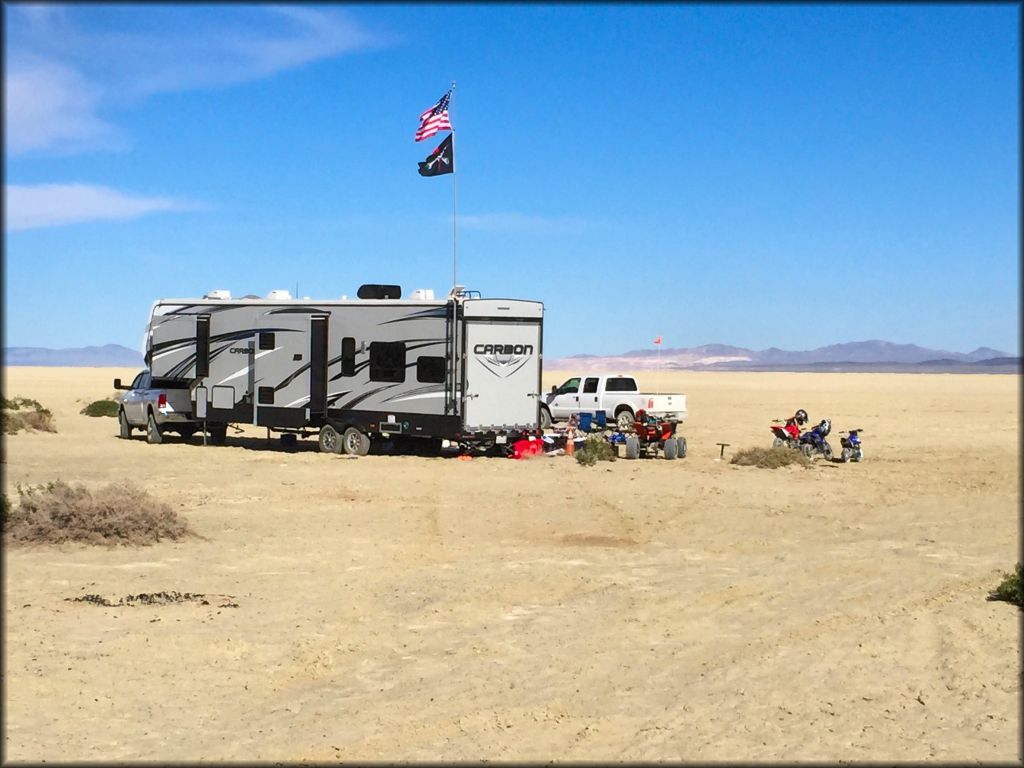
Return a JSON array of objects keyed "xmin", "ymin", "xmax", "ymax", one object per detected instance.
[
  {"xmin": 730, "ymin": 446, "xmax": 810, "ymax": 469},
  {"xmin": 2, "ymin": 396, "xmax": 57, "ymax": 434},
  {"xmin": 988, "ymin": 563, "xmax": 1023, "ymax": 608},
  {"xmin": 80, "ymin": 399, "xmax": 120, "ymax": 417},
  {"xmin": 4, "ymin": 480, "xmax": 197, "ymax": 547},
  {"xmin": 575, "ymin": 435, "xmax": 618, "ymax": 466}
]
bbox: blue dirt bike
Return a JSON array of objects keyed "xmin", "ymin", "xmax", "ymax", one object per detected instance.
[
  {"xmin": 839, "ymin": 428, "xmax": 864, "ymax": 462},
  {"xmin": 799, "ymin": 419, "xmax": 833, "ymax": 461}
]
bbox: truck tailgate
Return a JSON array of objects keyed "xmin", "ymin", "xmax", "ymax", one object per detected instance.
[{"xmin": 643, "ymin": 393, "xmax": 685, "ymax": 416}]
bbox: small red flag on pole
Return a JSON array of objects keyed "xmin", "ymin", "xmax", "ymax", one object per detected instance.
[{"xmin": 653, "ymin": 336, "xmax": 662, "ymax": 345}]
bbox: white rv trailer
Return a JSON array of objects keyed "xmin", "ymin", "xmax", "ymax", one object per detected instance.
[{"xmin": 144, "ymin": 284, "xmax": 544, "ymax": 453}]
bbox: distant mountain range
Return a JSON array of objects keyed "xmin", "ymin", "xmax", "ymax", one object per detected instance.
[
  {"xmin": 4, "ymin": 344, "xmax": 143, "ymax": 367},
  {"xmin": 2, "ymin": 340, "xmax": 1019, "ymax": 373},
  {"xmin": 547, "ymin": 340, "xmax": 1020, "ymax": 373}
]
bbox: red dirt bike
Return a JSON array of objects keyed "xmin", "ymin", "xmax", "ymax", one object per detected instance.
[{"xmin": 770, "ymin": 419, "xmax": 802, "ymax": 449}]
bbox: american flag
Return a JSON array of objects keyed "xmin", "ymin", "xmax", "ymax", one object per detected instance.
[{"xmin": 415, "ymin": 89, "xmax": 452, "ymax": 142}]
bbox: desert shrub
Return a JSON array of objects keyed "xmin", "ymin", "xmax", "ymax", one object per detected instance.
[
  {"xmin": 4, "ymin": 480, "xmax": 196, "ymax": 547},
  {"xmin": 988, "ymin": 563, "xmax": 1023, "ymax": 608},
  {"xmin": 2, "ymin": 396, "xmax": 56, "ymax": 434},
  {"xmin": 730, "ymin": 446, "xmax": 810, "ymax": 469},
  {"xmin": 80, "ymin": 399, "xmax": 120, "ymax": 417},
  {"xmin": 575, "ymin": 436, "xmax": 618, "ymax": 466}
]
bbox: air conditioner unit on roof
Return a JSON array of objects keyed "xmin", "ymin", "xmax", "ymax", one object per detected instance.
[
  {"xmin": 266, "ymin": 289, "xmax": 292, "ymax": 300},
  {"xmin": 204, "ymin": 289, "xmax": 231, "ymax": 300}
]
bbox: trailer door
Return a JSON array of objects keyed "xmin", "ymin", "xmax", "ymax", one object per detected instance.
[
  {"xmin": 463, "ymin": 318, "xmax": 542, "ymax": 431},
  {"xmin": 253, "ymin": 311, "xmax": 310, "ymax": 424}
]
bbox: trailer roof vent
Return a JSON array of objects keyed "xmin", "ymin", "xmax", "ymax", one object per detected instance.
[
  {"xmin": 203, "ymin": 289, "xmax": 231, "ymax": 300},
  {"xmin": 266, "ymin": 289, "xmax": 292, "ymax": 300},
  {"xmin": 357, "ymin": 284, "xmax": 402, "ymax": 300},
  {"xmin": 410, "ymin": 288, "xmax": 435, "ymax": 300}
]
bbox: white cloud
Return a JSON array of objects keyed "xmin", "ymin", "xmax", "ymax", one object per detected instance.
[
  {"xmin": 4, "ymin": 59, "xmax": 121, "ymax": 155},
  {"xmin": 458, "ymin": 212, "xmax": 591, "ymax": 234},
  {"xmin": 4, "ymin": 6, "xmax": 385, "ymax": 155},
  {"xmin": 5, "ymin": 183, "xmax": 200, "ymax": 231}
]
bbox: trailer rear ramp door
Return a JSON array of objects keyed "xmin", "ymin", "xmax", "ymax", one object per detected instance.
[{"xmin": 462, "ymin": 300, "xmax": 543, "ymax": 432}]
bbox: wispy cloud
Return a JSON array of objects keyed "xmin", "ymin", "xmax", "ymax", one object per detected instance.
[
  {"xmin": 4, "ymin": 5, "xmax": 386, "ymax": 155},
  {"xmin": 5, "ymin": 183, "xmax": 201, "ymax": 231},
  {"xmin": 458, "ymin": 212, "xmax": 593, "ymax": 234}
]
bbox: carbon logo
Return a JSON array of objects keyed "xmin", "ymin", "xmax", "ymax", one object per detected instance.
[{"xmin": 474, "ymin": 343, "xmax": 534, "ymax": 378}]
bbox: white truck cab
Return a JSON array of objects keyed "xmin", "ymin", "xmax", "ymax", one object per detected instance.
[{"xmin": 541, "ymin": 373, "xmax": 686, "ymax": 430}]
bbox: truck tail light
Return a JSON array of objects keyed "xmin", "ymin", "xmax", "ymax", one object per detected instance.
[{"xmin": 158, "ymin": 393, "xmax": 167, "ymax": 408}]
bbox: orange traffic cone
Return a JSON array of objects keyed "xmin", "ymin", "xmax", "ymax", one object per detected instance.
[{"xmin": 565, "ymin": 429, "xmax": 575, "ymax": 456}]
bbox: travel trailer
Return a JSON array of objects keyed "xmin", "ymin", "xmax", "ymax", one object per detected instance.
[{"xmin": 143, "ymin": 284, "xmax": 544, "ymax": 453}]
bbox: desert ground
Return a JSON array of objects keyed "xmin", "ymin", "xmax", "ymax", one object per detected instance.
[{"xmin": 2, "ymin": 366, "xmax": 1019, "ymax": 762}]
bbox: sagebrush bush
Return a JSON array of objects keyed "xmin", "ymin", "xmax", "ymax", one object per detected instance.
[
  {"xmin": 988, "ymin": 563, "xmax": 1023, "ymax": 608},
  {"xmin": 730, "ymin": 446, "xmax": 810, "ymax": 469},
  {"xmin": 2, "ymin": 396, "xmax": 56, "ymax": 434},
  {"xmin": 575, "ymin": 436, "xmax": 618, "ymax": 466},
  {"xmin": 4, "ymin": 480, "xmax": 196, "ymax": 547},
  {"xmin": 80, "ymin": 399, "xmax": 120, "ymax": 417}
]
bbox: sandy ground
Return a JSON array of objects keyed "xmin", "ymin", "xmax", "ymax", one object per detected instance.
[{"xmin": 2, "ymin": 366, "xmax": 1019, "ymax": 762}]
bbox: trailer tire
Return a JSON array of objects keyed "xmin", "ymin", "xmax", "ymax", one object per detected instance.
[
  {"xmin": 539, "ymin": 406, "xmax": 552, "ymax": 429},
  {"xmin": 615, "ymin": 408, "xmax": 635, "ymax": 432},
  {"xmin": 675, "ymin": 436, "xmax": 687, "ymax": 459},
  {"xmin": 146, "ymin": 411, "xmax": 163, "ymax": 444},
  {"xmin": 318, "ymin": 425, "xmax": 341, "ymax": 454},
  {"xmin": 624, "ymin": 436, "xmax": 640, "ymax": 460},
  {"xmin": 209, "ymin": 424, "xmax": 227, "ymax": 445},
  {"xmin": 342, "ymin": 427, "xmax": 371, "ymax": 456},
  {"xmin": 118, "ymin": 408, "xmax": 132, "ymax": 439}
]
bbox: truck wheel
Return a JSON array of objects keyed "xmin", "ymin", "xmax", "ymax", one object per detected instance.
[
  {"xmin": 539, "ymin": 406, "xmax": 552, "ymax": 429},
  {"xmin": 342, "ymin": 427, "xmax": 371, "ymax": 456},
  {"xmin": 616, "ymin": 408, "xmax": 635, "ymax": 432},
  {"xmin": 209, "ymin": 424, "xmax": 227, "ymax": 445},
  {"xmin": 146, "ymin": 411, "xmax": 163, "ymax": 444},
  {"xmin": 624, "ymin": 436, "xmax": 640, "ymax": 460},
  {"xmin": 663, "ymin": 438, "xmax": 679, "ymax": 460},
  {"xmin": 318, "ymin": 425, "xmax": 341, "ymax": 454},
  {"xmin": 675, "ymin": 436, "xmax": 687, "ymax": 459},
  {"xmin": 118, "ymin": 408, "xmax": 132, "ymax": 439}
]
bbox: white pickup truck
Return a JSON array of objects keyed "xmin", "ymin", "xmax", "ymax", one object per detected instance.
[
  {"xmin": 113, "ymin": 370, "xmax": 221, "ymax": 444},
  {"xmin": 540, "ymin": 374, "xmax": 686, "ymax": 430}
]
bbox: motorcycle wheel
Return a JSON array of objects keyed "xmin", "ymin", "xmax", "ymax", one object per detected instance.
[
  {"xmin": 822, "ymin": 442, "xmax": 833, "ymax": 461},
  {"xmin": 800, "ymin": 444, "xmax": 813, "ymax": 458},
  {"xmin": 772, "ymin": 437, "xmax": 784, "ymax": 449},
  {"xmin": 841, "ymin": 447, "xmax": 852, "ymax": 463}
]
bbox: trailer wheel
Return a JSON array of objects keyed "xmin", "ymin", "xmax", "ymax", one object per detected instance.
[
  {"xmin": 675, "ymin": 436, "xmax": 687, "ymax": 459},
  {"xmin": 318, "ymin": 425, "xmax": 341, "ymax": 454},
  {"xmin": 616, "ymin": 408, "xmax": 635, "ymax": 432},
  {"xmin": 663, "ymin": 438, "xmax": 678, "ymax": 460},
  {"xmin": 539, "ymin": 406, "xmax": 552, "ymax": 429},
  {"xmin": 624, "ymin": 436, "xmax": 640, "ymax": 460},
  {"xmin": 342, "ymin": 427, "xmax": 371, "ymax": 456},
  {"xmin": 118, "ymin": 408, "xmax": 132, "ymax": 439},
  {"xmin": 146, "ymin": 411, "xmax": 163, "ymax": 444}
]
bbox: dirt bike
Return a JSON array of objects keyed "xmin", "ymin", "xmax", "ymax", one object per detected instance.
[
  {"xmin": 839, "ymin": 428, "xmax": 864, "ymax": 462},
  {"xmin": 770, "ymin": 419, "xmax": 802, "ymax": 449},
  {"xmin": 799, "ymin": 419, "xmax": 834, "ymax": 461}
]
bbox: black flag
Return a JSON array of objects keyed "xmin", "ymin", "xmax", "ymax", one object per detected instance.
[{"xmin": 418, "ymin": 134, "xmax": 454, "ymax": 177}]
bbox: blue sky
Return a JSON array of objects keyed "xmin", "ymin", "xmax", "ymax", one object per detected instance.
[{"xmin": 4, "ymin": 3, "xmax": 1020, "ymax": 357}]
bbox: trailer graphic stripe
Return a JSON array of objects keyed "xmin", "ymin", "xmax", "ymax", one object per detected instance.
[{"xmin": 335, "ymin": 384, "xmax": 398, "ymax": 410}]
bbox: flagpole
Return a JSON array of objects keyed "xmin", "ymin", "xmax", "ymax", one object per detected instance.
[{"xmin": 450, "ymin": 80, "xmax": 457, "ymax": 291}]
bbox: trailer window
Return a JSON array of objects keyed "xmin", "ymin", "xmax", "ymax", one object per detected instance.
[
  {"xmin": 259, "ymin": 332, "xmax": 275, "ymax": 350},
  {"xmin": 341, "ymin": 337, "xmax": 356, "ymax": 377},
  {"xmin": 605, "ymin": 377, "xmax": 638, "ymax": 392},
  {"xmin": 417, "ymin": 356, "xmax": 446, "ymax": 384},
  {"xmin": 369, "ymin": 341, "xmax": 406, "ymax": 383},
  {"xmin": 583, "ymin": 378, "xmax": 599, "ymax": 394}
]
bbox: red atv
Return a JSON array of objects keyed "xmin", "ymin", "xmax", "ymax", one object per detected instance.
[{"xmin": 624, "ymin": 409, "xmax": 686, "ymax": 460}]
